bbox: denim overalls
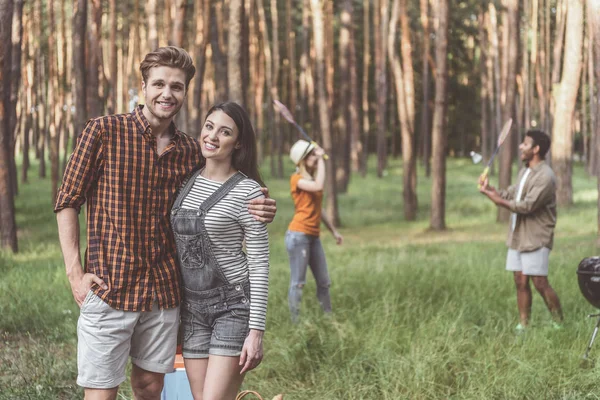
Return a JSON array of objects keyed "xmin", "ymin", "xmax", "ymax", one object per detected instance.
[{"xmin": 171, "ymin": 170, "xmax": 251, "ymax": 357}]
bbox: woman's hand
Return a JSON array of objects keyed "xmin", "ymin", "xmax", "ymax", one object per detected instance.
[
  {"xmin": 313, "ymin": 146, "xmax": 325, "ymax": 158},
  {"xmin": 239, "ymin": 329, "xmax": 264, "ymax": 374},
  {"xmin": 333, "ymin": 231, "xmax": 343, "ymax": 245}
]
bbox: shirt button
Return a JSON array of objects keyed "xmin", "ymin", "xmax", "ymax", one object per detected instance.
[
  {"xmin": 241, "ymin": 298, "xmax": 247, "ymax": 304},
  {"xmin": 235, "ymin": 285, "xmax": 241, "ymax": 291}
]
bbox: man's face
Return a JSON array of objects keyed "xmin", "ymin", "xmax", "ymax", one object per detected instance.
[
  {"xmin": 141, "ymin": 66, "xmax": 187, "ymax": 122},
  {"xmin": 519, "ymin": 136, "xmax": 538, "ymax": 163}
]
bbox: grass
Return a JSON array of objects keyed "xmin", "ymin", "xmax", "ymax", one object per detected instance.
[{"xmin": 1, "ymin": 156, "xmax": 600, "ymax": 399}]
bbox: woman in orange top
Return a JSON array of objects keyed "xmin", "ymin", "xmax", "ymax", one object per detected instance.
[{"xmin": 285, "ymin": 140, "xmax": 343, "ymax": 322}]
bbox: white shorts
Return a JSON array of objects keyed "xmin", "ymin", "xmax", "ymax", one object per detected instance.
[
  {"xmin": 506, "ymin": 247, "xmax": 550, "ymax": 276},
  {"xmin": 76, "ymin": 291, "xmax": 179, "ymax": 389}
]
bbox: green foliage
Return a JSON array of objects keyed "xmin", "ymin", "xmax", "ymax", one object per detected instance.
[{"xmin": 2, "ymin": 157, "xmax": 600, "ymax": 399}]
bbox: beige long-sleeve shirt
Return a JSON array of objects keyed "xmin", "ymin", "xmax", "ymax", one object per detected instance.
[{"xmin": 499, "ymin": 161, "xmax": 557, "ymax": 252}]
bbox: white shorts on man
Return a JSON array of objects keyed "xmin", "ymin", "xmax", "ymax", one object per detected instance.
[{"xmin": 505, "ymin": 247, "xmax": 550, "ymax": 276}]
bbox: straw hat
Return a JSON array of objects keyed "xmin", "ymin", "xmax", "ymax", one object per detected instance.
[{"xmin": 289, "ymin": 140, "xmax": 315, "ymax": 165}]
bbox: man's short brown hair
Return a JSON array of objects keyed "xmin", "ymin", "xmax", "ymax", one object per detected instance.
[{"xmin": 139, "ymin": 46, "xmax": 196, "ymax": 90}]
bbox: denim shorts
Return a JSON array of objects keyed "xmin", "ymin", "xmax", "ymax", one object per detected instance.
[{"xmin": 181, "ymin": 281, "xmax": 251, "ymax": 358}]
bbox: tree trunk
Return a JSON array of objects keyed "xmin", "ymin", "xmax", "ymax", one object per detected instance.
[
  {"xmin": 171, "ymin": 0, "xmax": 187, "ymax": 46},
  {"xmin": 374, "ymin": 0, "xmax": 388, "ymax": 178},
  {"xmin": 549, "ymin": 0, "xmax": 567, "ymax": 136},
  {"xmin": 420, "ymin": 0, "xmax": 431, "ymax": 177},
  {"xmin": 347, "ymin": 2, "xmax": 361, "ymax": 180},
  {"xmin": 430, "ymin": 0, "xmax": 449, "ymax": 231},
  {"xmin": 228, "ymin": 0, "xmax": 243, "ymax": 103},
  {"xmin": 270, "ymin": 0, "xmax": 283, "ymax": 178},
  {"xmin": 588, "ymin": 0, "xmax": 600, "ymax": 244},
  {"xmin": 9, "ymin": 0, "xmax": 24, "ymax": 196},
  {"xmin": 389, "ymin": 0, "xmax": 417, "ymax": 220},
  {"xmin": 0, "ymin": 0, "xmax": 17, "ymax": 252},
  {"xmin": 551, "ymin": 0, "xmax": 584, "ymax": 206},
  {"xmin": 588, "ymin": 0, "xmax": 597, "ymax": 175},
  {"xmin": 73, "ymin": 0, "xmax": 87, "ymax": 145},
  {"xmin": 146, "ymin": 0, "xmax": 159, "ymax": 51},
  {"xmin": 22, "ymin": 14, "xmax": 33, "ymax": 184},
  {"xmin": 257, "ymin": 0, "xmax": 274, "ymax": 171},
  {"xmin": 360, "ymin": 0, "xmax": 370, "ymax": 176},
  {"xmin": 48, "ymin": 0, "xmax": 61, "ymax": 201},
  {"xmin": 497, "ymin": 0, "xmax": 519, "ymax": 223},
  {"xmin": 400, "ymin": 0, "xmax": 417, "ymax": 219},
  {"xmin": 286, "ymin": 0, "xmax": 297, "ymax": 151},
  {"xmin": 336, "ymin": 0, "xmax": 352, "ymax": 193},
  {"xmin": 298, "ymin": 0, "xmax": 311, "ymax": 128},
  {"xmin": 479, "ymin": 7, "xmax": 490, "ymax": 163},
  {"xmin": 108, "ymin": 0, "xmax": 117, "ymax": 114},
  {"xmin": 311, "ymin": 0, "xmax": 340, "ymax": 226},
  {"xmin": 88, "ymin": 0, "xmax": 104, "ymax": 118},
  {"xmin": 192, "ymin": 0, "xmax": 210, "ymax": 135}
]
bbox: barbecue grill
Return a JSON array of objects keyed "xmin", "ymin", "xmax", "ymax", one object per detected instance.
[{"xmin": 577, "ymin": 256, "xmax": 600, "ymax": 359}]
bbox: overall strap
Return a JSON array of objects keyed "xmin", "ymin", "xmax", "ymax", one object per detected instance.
[
  {"xmin": 172, "ymin": 167, "xmax": 203, "ymax": 210},
  {"xmin": 199, "ymin": 172, "xmax": 247, "ymax": 214}
]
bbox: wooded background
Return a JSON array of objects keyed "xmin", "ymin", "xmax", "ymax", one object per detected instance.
[{"xmin": 0, "ymin": 0, "xmax": 598, "ymax": 253}]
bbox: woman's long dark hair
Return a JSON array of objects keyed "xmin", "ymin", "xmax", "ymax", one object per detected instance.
[{"xmin": 204, "ymin": 102, "xmax": 265, "ymax": 187}]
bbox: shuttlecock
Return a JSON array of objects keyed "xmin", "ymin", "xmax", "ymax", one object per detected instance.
[{"xmin": 470, "ymin": 151, "xmax": 483, "ymax": 164}]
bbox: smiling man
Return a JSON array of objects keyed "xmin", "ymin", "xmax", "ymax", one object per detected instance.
[
  {"xmin": 479, "ymin": 130, "xmax": 563, "ymax": 332},
  {"xmin": 54, "ymin": 47, "xmax": 276, "ymax": 400}
]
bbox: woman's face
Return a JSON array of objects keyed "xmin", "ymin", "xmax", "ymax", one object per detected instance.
[
  {"xmin": 200, "ymin": 110, "xmax": 240, "ymax": 162},
  {"xmin": 304, "ymin": 150, "xmax": 318, "ymax": 169}
]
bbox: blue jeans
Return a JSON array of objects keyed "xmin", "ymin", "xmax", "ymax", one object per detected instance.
[{"xmin": 285, "ymin": 230, "xmax": 332, "ymax": 321}]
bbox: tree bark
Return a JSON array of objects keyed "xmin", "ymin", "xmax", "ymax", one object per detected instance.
[
  {"xmin": 347, "ymin": 1, "xmax": 361, "ymax": 180},
  {"xmin": 108, "ymin": 0, "xmax": 117, "ymax": 114},
  {"xmin": 336, "ymin": 0, "xmax": 352, "ymax": 193},
  {"xmin": 374, "ymin": 0, "xmax": 388, "ymax": 178},
  {"xmin": 0, "ymin": 0, "xmax": 17, "ymax": 252},
  {"xmin": 9, "ymin": 0, "xmax": 24, "ymax": 196},
  {"xmin": 88, "ymin": 0, "xmax": 104, "ymax": 118},
  {"xmin": 360, "ymin": 0, "xmax": 370, "ymax": 176},
  {"xmin": 311, "ymin": 0, "xmax": 340, "ymax": 226},
  {"xmin": 420, "ymin": 0, "xmax": 431, "ymax": 177},
  {"xmin": 192, "ymin": 0, "xmax": 211, "ymax": 135},
  {"xmin": 22, "ymin": 13, "xmax": 33, "ymax": 184},
  {"xmin": 479, "ymin": 7, "xmax": 490, "ymax": 163},
  {"xmin": 48, "ymin": 0, "xmax": 62, "ymax": 201},
  {"xmin": 588, "ymin": 0, "xmax": 597, "ymax": 175},
  {"xmin": 73, "ymin": 0, "xmax": 87, "ymax": 145},
  {"xmin": 228, "ymin": 0, "xmax": 243, "ymax": 103},
  {"xmin": 389, "ymin": 0, "xmax": 417, "ymax": 220},
  {"xmin": 588, "ymin": 0, "xmax": 600, "ymax": 244},
  {"xmin": 497, "ymin": 0, "xmax": 519, "ymax": 223},
  {"xmin": 430, "ymin": 0, "xmax": 449, "ymax": 231},
  {"xmin": 171, "ymin": 0, "xmax": 187, "ymax": 46},
  {"xmin": 551, "ymin": 0, "xmax": 584, "ymax": 206},
  {"xmin": 146, "ymin": 0, "xmax": 159, "ymax": 51}
]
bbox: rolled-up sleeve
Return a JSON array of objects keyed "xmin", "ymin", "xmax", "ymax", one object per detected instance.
[
  {"xmin": 508, "ymin": 174, "xmax": 553, "ymax": 215},
  {"xmin": 54, "ymin": 119, "xmax": 103, "ymax": 213}
]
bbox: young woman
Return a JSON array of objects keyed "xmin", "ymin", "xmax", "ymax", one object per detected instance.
[
  {"xmin": 285, "ymin": 140, "xmax": 343, "ymax": 323},
  {"xmin": 170, "ymin": 102, "xmax": 269, "ymax": 399}
]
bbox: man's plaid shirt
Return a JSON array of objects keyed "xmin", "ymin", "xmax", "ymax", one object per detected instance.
[{"xmin": 54, "ymin": 106, "xmax": 202, "ymax": 311}]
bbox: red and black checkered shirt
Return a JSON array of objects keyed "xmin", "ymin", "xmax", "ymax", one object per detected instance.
[{"xmin": 54, "ymin": 106, "xmax": 203, "ymax": 311}]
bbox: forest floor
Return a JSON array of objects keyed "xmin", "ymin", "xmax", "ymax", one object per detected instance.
[{"xmin": 2, "ymin": 156, "xmax": 600, "ymax": 399}]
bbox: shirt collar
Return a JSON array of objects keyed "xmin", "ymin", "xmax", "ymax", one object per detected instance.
[
  {"xmin": 526, "ymin": 160, "xmax": 546, "ymax": 172},
  {"xmin": 133, "ymin": 105, "xmax": 183, "ymax": 142}
]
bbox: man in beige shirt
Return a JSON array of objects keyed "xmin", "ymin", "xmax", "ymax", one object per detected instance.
[{"xmin": 479, "ymin": 130, "xmax": 563, "ymax": 331}]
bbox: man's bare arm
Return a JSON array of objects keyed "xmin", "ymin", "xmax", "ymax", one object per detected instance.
[{"xmin": 57, "ymin": 209, "xmax": 106, "ymax": 306}]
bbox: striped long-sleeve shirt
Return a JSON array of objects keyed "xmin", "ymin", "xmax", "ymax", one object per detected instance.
[{"xmin": 180, "ymin": 175, "xmax": 270, "ymax": 331}]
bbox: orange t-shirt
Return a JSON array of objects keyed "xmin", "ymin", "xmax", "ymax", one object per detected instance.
[{"xmin": 288, "ymin": 173, "xmax": 323, "ymax": 236}]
